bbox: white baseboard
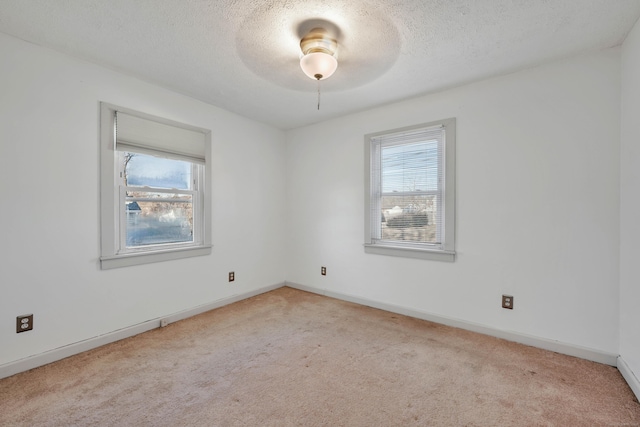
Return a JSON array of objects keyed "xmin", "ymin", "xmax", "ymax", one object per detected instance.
[
  {"xmin": 0, "ymin": 282, "xmax": 285, "ymax": 380},
  {"xmin": 2, "ymin": 281, "xmax": 623, "ymax": 382},
  {"xmin": 618, "ymin": 356, "xmax": 640, "ymax": 401},
  {"xmin": 285, "ymin": 282, "xmax": 618, "ymax": 366}
]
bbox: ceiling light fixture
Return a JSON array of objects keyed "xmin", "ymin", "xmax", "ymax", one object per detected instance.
[{"xmin": 299, "ymin": 27, "xmax": 337, "ymax": 110}]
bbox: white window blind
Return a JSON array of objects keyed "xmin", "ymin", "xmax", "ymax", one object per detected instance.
[
  {"xmin": 370, "ymin": 125, "xmax": 445, "ymax": 247},
  {"xmin": 115, "ymin": 111, "xmax": 206, "ymax": 164}
]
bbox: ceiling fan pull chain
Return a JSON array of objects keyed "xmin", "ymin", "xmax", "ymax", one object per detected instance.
[{"xmin": 317, "ymin": 77, "xmax": 321, "ymax": 110}]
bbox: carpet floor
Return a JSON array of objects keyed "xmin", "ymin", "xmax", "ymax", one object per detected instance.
[{"xmin": 1, "ymin": 287, "xmax": 638, "ymax": 426}]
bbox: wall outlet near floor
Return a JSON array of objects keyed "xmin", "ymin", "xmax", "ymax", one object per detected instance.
[
  {"xmin": 229, "ymin": 271, "xmax": 235, "ymax": 282},
  {"xmin": 321, "ymin": 266, "xmax": 326, "ymax": 276},
  {"xmin": 160, "ymin": 319, "xmax": 168, "ymax": 328},
  {"xmin": 502, "ymin": 295, "xmax": 514, "ymax": 310},
  {"xmin": 16, "ymin": 314, "xmax": 33, "ymax": 333}
]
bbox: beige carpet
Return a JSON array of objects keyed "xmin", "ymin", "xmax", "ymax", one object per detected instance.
[{"xmin": 1, "ymin": 287, "xmax": 638, "ymax": 426}]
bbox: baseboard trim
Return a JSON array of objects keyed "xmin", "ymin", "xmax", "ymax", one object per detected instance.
[
  {"xmin": 0, "ymin": 282, "xmax": 285, "ymax": 380},
  {"xmin": 285, "ymin": 282, "xmax": 618, "ymax": 366},
  {"xmin": 618, "ymin": 356, "xmax": 640, "ymax": 401}
]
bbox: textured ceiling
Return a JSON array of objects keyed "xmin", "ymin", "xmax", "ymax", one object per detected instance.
[{"xmin": 1, "ymin": 0, "xmax": 639, "ymax": 129}]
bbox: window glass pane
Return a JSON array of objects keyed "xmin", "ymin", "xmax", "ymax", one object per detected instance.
[
  {"xmin": 123, "ymin": 152, "xmax": 192, "ymax": 190},
  {"xmin": 380, "ymin": 195, "xmax": 438, "ymax": 244},
  {"xmin": 125, "ymin": 191, "xmax": 193, "ymax": 247},
  {"xmin": 381, "ymin": 141, "xmax": 438, "ymax": 193}
]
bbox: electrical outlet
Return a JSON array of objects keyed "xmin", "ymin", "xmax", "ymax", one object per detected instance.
[
  {"xmin": 321, "ymin": 266, "xmax": 326, "ymax": 276},
  {"xmin": 160, "ymin": 319, "xmax": 168, "ymax": 328},
  {"xmin": 229, "ymin": 271, "xmax": 235, "ymax": 282},
  {"xmin": 16, "ymin": 314, "xmax": 33, "ymax": 333},
  {"xmin": 502, "ymin": 295, "xmax": 514, "ymax": 310}
]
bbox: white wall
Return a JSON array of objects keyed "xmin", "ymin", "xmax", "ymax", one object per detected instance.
[
  {"xmin": 620, "ymin": 17, "xmax": 640, "ymax": 387},
  {"xmin": 286, "ymin": 48, "xmax": 621, "ymax": 355},
  {"xmin": 0, "ymin": 32, "xmax": 287, "ymax": 366}
]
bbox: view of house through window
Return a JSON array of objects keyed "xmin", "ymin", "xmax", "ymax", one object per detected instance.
[
  {"xmin": 379, "ymin": 139, "xmax": 441, "ymax": 245},
  {"xmin": 122, "ymin": 152, "xmax": 196, "ymax": 248},
  {"xmin": 365, "ymin": 118, "xmax": 455, "ymax": 261},
  {"xmin": 100, "ymin": 103, "xmax": 211, "ymax": 269}
]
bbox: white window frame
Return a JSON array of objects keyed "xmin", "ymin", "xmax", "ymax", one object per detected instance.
[
  {"xmin": 100, "ymin": 102, "xmax": 212, "ymax": 269},
  {"xmin": 364, "ymin": 118, "xmax": 456, "ymax": 262}
]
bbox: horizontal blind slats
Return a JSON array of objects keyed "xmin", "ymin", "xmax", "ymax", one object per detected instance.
[
  {"xmin": 371, "ymin": 126, "xmax": 443, "ymax": 147},
  {"xmin": 370, "ymin": 125, "xmax": 445, "ymax": 248}
]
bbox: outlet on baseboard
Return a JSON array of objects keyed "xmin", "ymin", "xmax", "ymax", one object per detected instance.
[
  {"xmin": 16, "ymin": 314, "xmax": 33, "ymax": 333},
  {"xmin": 321, "ymin": 266, "xmax": 326, "ymax": 276},
  {"xmin": 229, "ymin": 271, "xmax": 235, "ymax": 282}
]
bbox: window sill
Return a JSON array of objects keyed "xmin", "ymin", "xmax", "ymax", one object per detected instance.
[
  {"xmin": 100, "ymin": 245, "xmax": 212, "ymax": 270},
  {"xmin": 364, "ymin": 244, "xmax": 455, "ymax": 262}
]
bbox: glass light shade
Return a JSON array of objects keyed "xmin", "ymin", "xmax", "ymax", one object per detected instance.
[{"xmin": 300, "ymin": 52, "xmax": 338, "ymax": 80}]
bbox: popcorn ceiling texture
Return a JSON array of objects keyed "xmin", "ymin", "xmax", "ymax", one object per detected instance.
[
  {"xmin": 0, "ymin": 0, "xmax": 638, "ymax": 129},
  {"xmin": 0, "ymin": 287, "xmax": 638, "ymax": 425}
]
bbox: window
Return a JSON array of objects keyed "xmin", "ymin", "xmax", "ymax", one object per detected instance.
[
  {"xmin": 364, "ymin": 118, "xmax": 456, "ymax": 261},
  {"xmin": 100, "ymin": 103, "xmax": 211, "ymax": 269}
]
